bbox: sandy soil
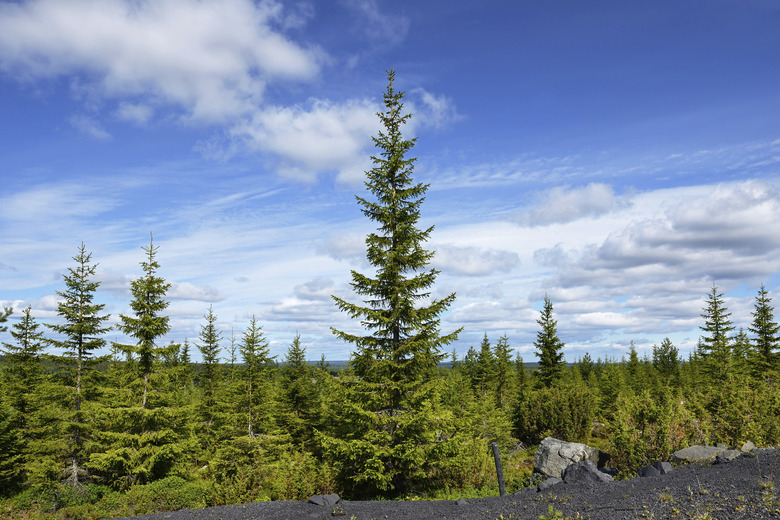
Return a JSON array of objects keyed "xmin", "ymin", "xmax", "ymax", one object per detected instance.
[{"xmin": 115, "ymin": 448, "xmax": 780, "ymax": 520}]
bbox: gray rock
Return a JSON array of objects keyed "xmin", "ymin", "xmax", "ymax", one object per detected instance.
[
  {"xmin": 671, "ymin": 445, "xmax": 726, "ymax": 464},
  {"xmin": 537, "ymin": 477, "xmax": 563, "ymax": 492},
  {"xmin": 638, "ymin": 465, "xmax": 661, "ymax": 478},
  {"xmin": 533, "ymin": 437, "xmax": 610, "ymax": 479},
  {"xmin": 653, "ymin": 461, "xmax": 673, "ymax": 474},
  {"xmin": 715, "ymin": 449, "xmax": 742, "ymax": 463},
  {"xmin": 308, "ymin": 494, "xmax": 340, "ymax": 507},
  {"xmin": 562, "ymin": 460, "xmax": 614, "ymax": 484},
  {"xmin": 455, "ymin": 498, "xmax": 468, "ymax": 506},
  {"xmin": 741, "ymin": 441, "xmax": 756, "ymax": 453},
  {"xmin": 716, "ymin": 442, "xmax": 728, "ymax": 449}
]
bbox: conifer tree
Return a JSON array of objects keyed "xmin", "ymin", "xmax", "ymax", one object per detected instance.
[
  {"xmin": 0, "ymin": 397, "xmax": 22, "ymax": 493},
  {"xmin": 473, "ymin": 333, "xmax": 495, "ymax": 395},
  {"xmin": 280, "ymin": 334, "xmax": 320, "ymax": 448},
  {"xmin": 749, "ymin": 283, "xmax": 779, "ymax": 379},
  {"xmin": 534, "ymin": 295, "xmax": 565, "ymax": 388},
  {"xmin": 47, "ymin": 243, "xmax": 111, "ymax": 487},
  {"xmin": 238, "ymin": 316, "xmax": 272, "ymax": 438},
  {"xmin": 196, "ymin": 305, "xmax": 223, "ymax": 457},
  {"xmin": 326, "ymin": 69, "xmax": 460, "ymax": 497},
  {"xmin": 493, "ymin": 335, "xmax": 514, "ymax": 409},
  {"xmin": 1, "ymin": 307, "xmax": 46, "ymax": 483},
  {"xmin": 0, "ymin": 306, "xmax": 11, "ymax": 334},
  {"xmin": 577, "ymin": 353, "xmax": 595, "ymax": 381},
  {"xmin": 117, "ymin": 234, "xmax": 171, "ymax": 408},
  {"xmin": 698, "ymin": 285, "xmax": 735, "ymax": 382},
  {"xmin": 652, "ymin": 337, "xmax": 680, "ymax": 383}
]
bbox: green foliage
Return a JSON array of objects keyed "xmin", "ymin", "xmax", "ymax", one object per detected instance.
[
  {"xmin": 116, "ymin": 234, "xmax": 171, "ymax": 408},
  {"xmin": 46, "ymin": 243, "xmax": 111, "ymax": 488},
  {"xmin": 749, "ymin": 283, "xmax": 780, "ymax": 380},
  {"xmin": 609, "ymin": 388, "xmax": 697, "ymax": 474},
  {"xmin": 698, "ymin": 285, "xmax": 735, "ymax": 382},
  {"xmin": 325, "ymin": 69, "xmax": 460, "ymax": 498},
  {"xmin": 652, "ymin": 337, "xmax": 680, "ymax": 383},
  {"xmin": 0, "ymin": 397, "xmax": 23, "ymax": 493},
  {"xmin": 534, "ymin": 296, "xmax": 565, "ymax": 388},
  {"xmin": 514, "ymin": 379, "xmax": 596, "ymax": 444},
  {"xmin": 279, "ymin": 334, "xmax": 320, "ymax": 449}
]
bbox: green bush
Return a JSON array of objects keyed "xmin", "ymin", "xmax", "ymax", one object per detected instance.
[{"xmin": 514, "ymin": 380, "xmax": 596, "ymax": 444}]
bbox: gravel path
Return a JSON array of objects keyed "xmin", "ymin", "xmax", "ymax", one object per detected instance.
[{"xmin": 116, "ymin": 449, "xmax": 780, "ymax": 520}]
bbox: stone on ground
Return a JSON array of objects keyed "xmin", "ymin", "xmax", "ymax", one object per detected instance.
[
  {"xmin": 534, "ymin": 437, "xmax": 610, "ymax": 479},
  {"xmin": 671, "ymin": 445, "xmax": 726, "ymax": 464},
  {"xmin": 562, "ymin": 460, "xmax": 614, "ymax": 484}
]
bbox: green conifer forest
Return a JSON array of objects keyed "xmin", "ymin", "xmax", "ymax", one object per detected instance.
[{"xmin": 1, "ymin": 72, "xmax": 779, "ymax": 519}]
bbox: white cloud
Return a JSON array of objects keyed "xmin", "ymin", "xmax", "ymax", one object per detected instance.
[
  {"xmin": 233, "ymin": 98, "xmax": 379, "ymax": 182},
  {"xmin": 0, "ymin": 0, "xmax": 322, "ymax": 123},
  {"xmin": 517, "ymin": 183, "xmax": 629, "ymax": 226},
  {"xmin": 169, "ymin": 282, "xmax": 225, "ymax": 302},
  {"xmin": 432, "ymin": 244, "xmax": 519, "ymax": 276}
]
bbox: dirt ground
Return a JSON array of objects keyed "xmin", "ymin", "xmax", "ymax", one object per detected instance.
[{"xmin": 116, "ymin": 448, "xmax": 780, "ymax": 520}]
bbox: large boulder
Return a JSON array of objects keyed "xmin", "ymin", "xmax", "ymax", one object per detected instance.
[
  {"xmin": 562, "ymin": 460, "xmax": 614, "ymax": 484},
  {"xmin": 671, "ymin": 445, "xmax": 726, "ymax": 464},
  {"xmin": 533, "ymin": 437, "xmax": 610, "ymax": 479}
]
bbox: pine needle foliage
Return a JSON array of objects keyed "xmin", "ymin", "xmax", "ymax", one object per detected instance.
[{"xmin": 327, "ymin": 69, "xmax": 461, "ymax": 497}]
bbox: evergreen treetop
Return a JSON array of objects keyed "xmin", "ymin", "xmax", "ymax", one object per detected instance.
[
  {"xmin": 534, "ymin": 295, "xmax": 565, "ymax": 388},
  {"xmin": 749, "ymin": 283, "xmax": 779, "ymax": 377},
  {"xmin": 117, "ymin": 234, "xmax": 171, "ymax": 408}
]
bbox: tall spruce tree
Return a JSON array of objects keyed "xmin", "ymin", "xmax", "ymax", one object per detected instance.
[
  {"xmin": 47, "ymin": 243, "xmax": 111, "ymax": 487},
  {"xmin": 238, "ymin": 316, "xmax": 272, "ymax": 438},
  {"xmin": 534, "ymin": 295, "xmax": 565, "ymax": 388},
  {"xmin": 698, "ymin": 285, "xmax": 735, "ymax": 382},
  {"xmin": 117, "ymin": 234, "xmax": 171, "ymax": 408},
  {"xmin": 749, "ymin": 283, "xmax": 779, "ymax": 379},
  {"xmin": 327, "ymin": 69, "xmax": 460, "ymax": 497}
]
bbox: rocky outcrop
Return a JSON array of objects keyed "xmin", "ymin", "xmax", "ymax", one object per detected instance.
[
  {"xmin": 638, "ymin": 461, "xmax": 673, "ymax": 477},
  {"xmin": 533, "ymin": 437, "xmax": 610, "ymax": 479}
]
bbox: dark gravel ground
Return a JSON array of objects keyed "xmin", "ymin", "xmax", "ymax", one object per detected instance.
[{"xmin": 116, "ymin": 449, "xmax": 780, "ymax": 520}]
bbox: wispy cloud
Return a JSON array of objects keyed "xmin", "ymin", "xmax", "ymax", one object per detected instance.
[{"xmin": 340, "ymin": 0, "xmax": 410, "ymax": 46}]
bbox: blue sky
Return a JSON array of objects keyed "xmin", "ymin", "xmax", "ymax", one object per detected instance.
[{"xmin": 2, "ymin": 0, "xmax": 780, "ymax": 363}]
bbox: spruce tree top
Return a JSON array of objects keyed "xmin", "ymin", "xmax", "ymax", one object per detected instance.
[{"xmin": 332, "ymin": 69, "xmax": 459, "ymax": 383}]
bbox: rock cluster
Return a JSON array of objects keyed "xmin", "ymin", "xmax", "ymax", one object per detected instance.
[{"xmin": 532, "ymin": 437, "xmax": 757, "ymax": 493}]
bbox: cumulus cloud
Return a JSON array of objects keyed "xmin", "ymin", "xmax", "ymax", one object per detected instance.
[
  {"xmin": 517, "ymin": 183, "xmax": 630, "ymax": 226},
  {"xmin": 233, "ymin": 98, "xmax": 379, "ymax": 183},
  {"xmin": 0, "ymin": 0, "xmax": 322, "ymax": 123},
  {"xmin": 408, "ymin": 89, "xmax": 461, "ymax": 130},
  {"xmin": 432, "ymin": 244, "xmax": 519, "ymax": 276}
]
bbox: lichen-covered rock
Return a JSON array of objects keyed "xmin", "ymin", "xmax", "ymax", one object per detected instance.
[
  {"xmin": 671, "ymin": 445, "xmax": 726, "ymax": 464},
  {"xmin": 533, "ymin": 437, "xmax": 610, "ymax": 479},
  {"xmin": 741, "ymin": 441, "xmax": 756, "ymax": 453}
]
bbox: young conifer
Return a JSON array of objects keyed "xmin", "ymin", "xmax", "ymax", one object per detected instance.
[
  {"xmin": 47, "ymin": 243, "xmax": 111, "ymax": 487},
  {"xmin": 749, "ymin": 283, "xmax": 779, "ymax": 379},
  {"xmin": 327, "ymin": 69, "xmax": 460, "ymax": 497},
  {"xmin": 117, "ymin": 234, "xmax": 171, "ymax": 408},
  {"xmin": 534, "ymin": 295, "xmax": 565, "ymax": 388}
]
